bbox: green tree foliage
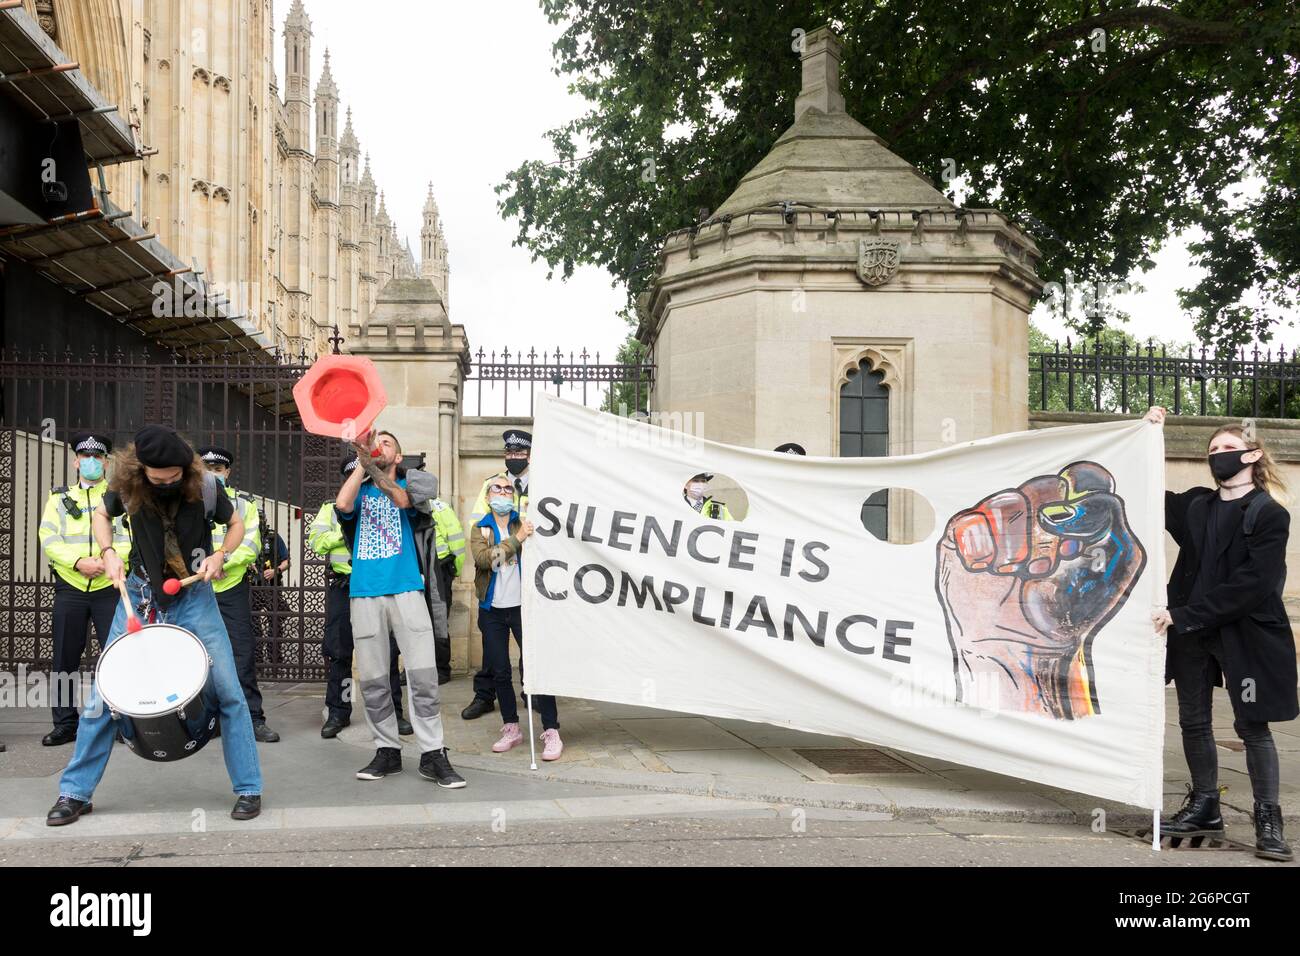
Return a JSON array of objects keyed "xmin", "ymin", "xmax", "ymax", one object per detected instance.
[{"xmin": 498, "ymin": 1, "xmax": 1298, "ymax": 350}]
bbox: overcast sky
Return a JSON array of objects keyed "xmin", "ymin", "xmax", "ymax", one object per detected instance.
[{"xmin": 277, "ymin": 0, "xmax": 1294, "ymax": 414}]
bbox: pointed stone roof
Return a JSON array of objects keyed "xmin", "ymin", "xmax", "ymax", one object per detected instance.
[
  {"xmin": 285, "ymin": 0, "xmax": 311, "ymax": 32},
  {"xmin": 714, "ymin": 26, "xmax": 952, "ymax": 216},
  {"xmin": 340, "ymin": 107, "xmax": 358, "ymax": 151},
  {"xmin": 315, "ymin": 48, "xmax": 337, "ymax": 97}
]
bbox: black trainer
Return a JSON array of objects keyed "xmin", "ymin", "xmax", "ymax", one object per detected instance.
[
  {"xmin": 1160, "ymin": 786, "xmax": 1225, "ymax": 839},
  {"xmin": 253, "ymin": 721, "xmax": 280, "ymax": 743},
  {"xmin": 397, "ymin": 717, "xmax": 414, "ymax": 737},
  {"xmin": 419, "ymin": 748, "xmax": 467, "ymax": 789},
  {"xmin": 1254, "ymin": 801, "xmax": 1293, "ymax": 862},
  {"xmin": 46, "ymin": 796, "xmax": 92, "ymax": 827},
  {"xmin": 460, "ymin": 698, "xmax": 494, "ymax": 720},
  {"xmin": 231, "ymin": 795, "xmax": 262, "ymax": 820},
  {"xmin": 357, "ymin": 747, "xmax": 403, "ymax": 780}
]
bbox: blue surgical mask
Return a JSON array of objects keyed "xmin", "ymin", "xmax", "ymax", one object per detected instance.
[
  {"xmin": 489, "ymin": 498, "xmax": 514, "ymax": 516},
  {"xmin": 79, "ymin": 457, "xmax": 104, "ymax": 482}
]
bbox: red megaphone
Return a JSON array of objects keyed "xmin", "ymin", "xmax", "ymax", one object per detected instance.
[{"xmin": 292, "ymin": 355, "xmax": 388, "ymax": 442}]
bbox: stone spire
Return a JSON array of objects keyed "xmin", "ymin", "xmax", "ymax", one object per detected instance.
[
  {"xmin": 283, "ymin": 0, "xmax": 312, "ymax": 152},
  {"xmin": 339, "ymin": 106, "xmax": 359, "ymax": 184},
  {"xmin": 794, "ymin": 26, "xmax": 846, "ymax": 120}
]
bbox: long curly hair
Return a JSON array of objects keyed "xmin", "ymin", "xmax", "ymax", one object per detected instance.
[
  {"xmin": 110, "ymin": 442, "xmax": 206, "ymax": 514},
  {"xmin": 1208, "ymin": 424, "xmax": 1291, "ymax": 506}
]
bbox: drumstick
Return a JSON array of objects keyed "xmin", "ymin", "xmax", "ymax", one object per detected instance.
[
  {"xmin": 116, "ymin": 579, "xmax": 143, "ymax": 633},
  {"xmin": 162, "ymin": 573, "xmax": 202, "ymax": 596}
]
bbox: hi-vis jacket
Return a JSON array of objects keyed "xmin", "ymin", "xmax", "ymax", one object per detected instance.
[
  {"xmin": 39, "ymin": 479, "xmax": 131, "ymax": 591},
  {"xmin": 211, "ymin": 484, "xmax": 260, "ymax": 593},
  {"xmin": 312, "ymin": 497, "xmax": 465, "ymax": 577},
  {"xmin": 688, "ymin": 495, "xmax": 734, "ymax": 522},
  {"xmin": 308, "ymin": 501, "xmax": 352, "ymax": 575},
  {"xmin": 430, "ymin": 497, "xmax": 466, "ymax": 576}
]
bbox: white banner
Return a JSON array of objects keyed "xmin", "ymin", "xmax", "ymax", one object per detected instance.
[{"xmin": 521, "ymin": 394, "xmax": 1166, "ymax": 808}]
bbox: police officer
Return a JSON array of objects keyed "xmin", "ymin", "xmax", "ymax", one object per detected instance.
[
  {"xmin": 429, "ymin": 485, "xmax": 467, "ymax": 684},
  {"xmin": 683, "ymin": 472, "xmax": 733, "ymax": 520},
  {"xmin": 462, "ymin": 429, "xmax": 531, "ymax": 720},
  {"xmin": 198, "ymin": 447, "xmax": 279, "ymax": 743},
  {"xmin": 38, "ymin": 432, "xmax": 130, "ymax": 746},
  {"xmin": 309, "ymin": 456, "xmax": 412, "ymax": 738}
]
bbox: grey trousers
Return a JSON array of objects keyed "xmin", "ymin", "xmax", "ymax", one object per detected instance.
[{"xmin": 351, "ymin": 591, "xmax": 444, "ymax": 753}]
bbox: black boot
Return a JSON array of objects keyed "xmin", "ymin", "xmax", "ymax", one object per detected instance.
[
  {"xmin": 460, "ymin": 697, "xmax": 494, "ymax": 720},
  {"xmin": 41, "ymin": 725, "xmax": 77, "ymax": 747},
  {"xmin": 231, "ymin": 795, "xmax": 262, "ymax": 821},
  {"xmin": 46, "ymin": 796, "xmax": 92, "ymax": 827},
  {"xmin": 320, "ymin": 716, "xmax": 350, "ymax": 739},
  {"xmin": 1253, "ymin": 801, "xmax": 1293, "ymax": 862},
  {"xmin": 1160, "ymin": 786, "xmax": 1224, "ymax": 839}
]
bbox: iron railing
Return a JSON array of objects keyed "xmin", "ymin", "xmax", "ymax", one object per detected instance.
[
  {"xmin": 0, "ymin": 346, "xmax": 346, "ymax": 681},
  {"xmin": 1030, "ymin": 339, "xmax": 1300, "ymax": 419},
  {"xmin": 465, "ymin": 345, "xmax": 654, "ymax": 417}
]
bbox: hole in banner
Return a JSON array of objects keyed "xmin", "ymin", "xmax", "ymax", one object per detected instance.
[
  {"xmin": 680, "ymin": 471, "xmax": 748, "ymax": 521},
  {"xmin": 861, "ymin": 487, "xmax": 935, "ymax": 544}
]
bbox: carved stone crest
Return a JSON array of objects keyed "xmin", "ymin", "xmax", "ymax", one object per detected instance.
[{"xmin": 857, "ymin": 238, "xmax": 900, "ymax": 287}]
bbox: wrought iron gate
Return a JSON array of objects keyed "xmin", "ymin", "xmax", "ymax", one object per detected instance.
[{"xmin": 0, "ymin": 347, "xmax": 345, "ymax": 681}]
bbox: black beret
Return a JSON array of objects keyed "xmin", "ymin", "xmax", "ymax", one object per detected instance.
[
  {"xmin": 775, "ymin": 442, "xmax": 806, "ymax": 455},
  {"xmin": 197, "ymin": 446, "xmax": 233, "ymax": 467},
  {"xmin": 503, "ymin": 429, "xmax": 532, "ymax": 451},
  {"xmin": 134, "ymin": 426, "xmax": 193, "ymax": 468},
  {"xmin": 70, "ymin": 431, "xmax": 112, "ymax": 455},
  {"xmin": 340, "ymin": 455, "xmax": 359, "ymax": 476}
]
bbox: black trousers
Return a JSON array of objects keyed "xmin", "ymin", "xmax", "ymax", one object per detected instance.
[
  {"xmin": 323, "ymin": 576, "xmax": 403, "ymax": 722},
  {"xmin": 478, "ymin": 605, "xmax": 557, "ymax": 730},
  {"xmin": 1171, "ymin": 630, "xmax": 1280, "ymax": 804},
  {"xmin": 435, "ymin": 561, "xmax": 454, "ymax": 682},
  {"xmin": 51, "ymin": 579, "xmax": 118, "ymax": 729},
  {"xmin": 215, "ymin": 579, "xmax": 265, "ymax": 723}
]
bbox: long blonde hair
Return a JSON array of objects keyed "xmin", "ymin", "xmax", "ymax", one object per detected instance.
[{"xmin": 1208, "ymin": 424, "xmax": 1291, "ymax": 506}]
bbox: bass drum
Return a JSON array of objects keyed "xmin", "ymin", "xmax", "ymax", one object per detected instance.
[{"xmin": 95, "ymin": 623, "xmax": 220, "ymax": 762}]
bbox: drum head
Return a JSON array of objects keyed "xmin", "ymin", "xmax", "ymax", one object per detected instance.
[{"xmin": 96, "ymin": 624, "xmax": 209, "ymax": 717}]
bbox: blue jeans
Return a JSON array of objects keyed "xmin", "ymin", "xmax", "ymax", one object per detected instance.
[{"xmin": 58, "ymin": 574, "xmax": 263, "ymax": 802}]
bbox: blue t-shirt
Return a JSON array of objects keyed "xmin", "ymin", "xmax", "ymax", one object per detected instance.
[{"xmin": 342, "ymin": 479, "xmax": 424, "ymax": 598}]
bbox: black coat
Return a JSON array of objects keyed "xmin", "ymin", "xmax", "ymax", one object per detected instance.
[{"xmin": 1164, "ymin": 486, "xmax": 1299, "ymax": 721}]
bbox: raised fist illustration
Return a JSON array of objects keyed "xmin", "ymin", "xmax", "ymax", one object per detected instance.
[{"xmin": 934, "ymin": 461, "xmax": 1146, "ymax": 720}]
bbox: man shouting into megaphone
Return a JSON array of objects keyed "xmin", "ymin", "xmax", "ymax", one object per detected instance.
[{"xmin": 335, "ymin": 429, "xmax": 466, "ymax": 789}]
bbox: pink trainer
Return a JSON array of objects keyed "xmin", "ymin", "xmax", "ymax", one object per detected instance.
[
  {"xmin": 492, "ymin": 723, "xmax": 523, "ymax": 753},
  {"xmin": 541, "ymin": 728, "xmax": 564, "ymax": 761}
]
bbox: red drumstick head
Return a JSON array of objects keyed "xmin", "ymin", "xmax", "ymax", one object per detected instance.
[
  {"xmin": 126, "ymin": 617, "xmax": 143, "ymax": 633},
  {"xmin": 162, "ymin": 578, "xmax": 181, "ymax": 596}
]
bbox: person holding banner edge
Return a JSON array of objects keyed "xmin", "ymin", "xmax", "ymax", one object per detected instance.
[
  {"xmin": 472, "ymin": 478, "xmax": 563, "ymax": 760},
  {"xmin": 463, "ymin": 428, "xmax": 536, "ymax": 720},
  {"xmin": 1145, "ymin": 405, "xmax": 1295, "ymax": 862}
]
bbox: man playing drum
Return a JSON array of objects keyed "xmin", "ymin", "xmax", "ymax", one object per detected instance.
[{"xmin": 46, "ymin": 425, "xmax": 265, "ymax": 826}]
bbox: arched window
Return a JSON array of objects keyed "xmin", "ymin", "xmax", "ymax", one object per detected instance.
[{"xmin": 840, "ymin": 360, "xmax": 889, "ymax": 537}]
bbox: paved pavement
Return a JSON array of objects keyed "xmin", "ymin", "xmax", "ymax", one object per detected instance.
[
  {"xmin": 0, "ymin": 816, "xmax": 1284, "ymax": 867},
  {"xmin": 0, "ymin": 676, "xmax": 1295, "ymax": 866}
]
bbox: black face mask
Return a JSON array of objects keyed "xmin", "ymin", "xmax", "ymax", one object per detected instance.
[
  {"xmin": 1208, "ymin": 449, "xmax": 1251, "ymax": 483},
  {"xmin": 151, "ymin": 479, "xmax": 184, "ymax": 497},
  {"xmin": 505, "ymin": 458, "xmax": 528, "ymax": 476}
]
